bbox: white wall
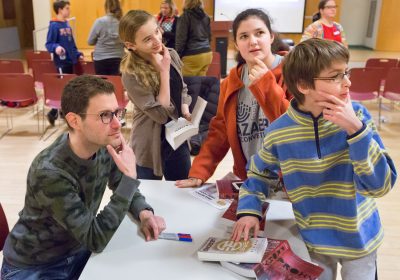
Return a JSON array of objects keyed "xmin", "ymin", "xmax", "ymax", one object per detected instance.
[
  {"xmin": 32, "ymin": 0, "xmax": 51, "ymax": 51},
  {"xmin": 340, "ymin": 0, "xmax": 381, "ymax": 48},
  {"xmin": 340, "ymin": 0, "xmax": 369, "ymax": 46},
  {"xmin": 364, "ymin": 0, "xmax": 382, "ymax": 49}
]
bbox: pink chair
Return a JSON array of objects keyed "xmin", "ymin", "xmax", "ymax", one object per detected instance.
[
  {"xmin": 0, "ymin": 59, "xmax": 25, "ymax": 73},
  {"xmin": 0, "ymin": 74, "xmax": 39, "ymax": 138},
  {"xmin": 0, "ymin": 203, "xmax": 9, "ymax": 251},
  {"xmin": 366, "ymin": 58, "xmax": 398, "ymax": 77},
  {"xmin": 380, "ymin": 67, "xmax": 400, "ymax": 126},
  {"xmin": 25, "ymin": 50, "xmax": 52, "ymax": 72},
  {"xmin": 96, "ymin": 75, "xmax": 129, "ymax": 108},
  {"xmin": 349, "ymin": 67, "xmax": 385, "ymax": 101},
  {"xmin": 41, "ymin": 73, "xmax": 77, "ymax": 133},
  {"xmin": 206, "ymin": 51, "xmax": 221, "ymax": 79},
  {"xmin": 78, "ymin": 61, "xmax": 96, "ymax": 75},
  {"xmin": 31, "ymin": 59, "xmax": 57, "ymax": 85}
]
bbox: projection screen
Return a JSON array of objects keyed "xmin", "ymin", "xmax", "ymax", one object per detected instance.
[{"xmin": 213, "ymin": 0, "xmax": 306, "ymax": 33}]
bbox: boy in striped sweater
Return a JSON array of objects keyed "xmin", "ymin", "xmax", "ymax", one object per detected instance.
[{"xmin": 232, "ymin": 38, "xmax": 397, "ymax": 280}]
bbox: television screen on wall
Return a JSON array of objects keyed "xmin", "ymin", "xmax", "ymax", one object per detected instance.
[{"xmin": 213, "ymin": 0, "xmax": 306, "ymax": 33}]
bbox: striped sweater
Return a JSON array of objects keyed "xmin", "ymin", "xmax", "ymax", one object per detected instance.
[{"xmin": 237, "ymin": 100, "xmax": 397, "ymax": 258}]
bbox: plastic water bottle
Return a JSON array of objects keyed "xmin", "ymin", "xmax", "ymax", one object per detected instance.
[{"xmin": 59, "ymin": 52, "xmax": 66, "ymax": 60}]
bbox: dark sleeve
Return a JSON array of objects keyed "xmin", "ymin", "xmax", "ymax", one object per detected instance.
[
  {"xmin": 45, "ymin": 23, "xmax": 59, "ymax": 53},
  {"xmin": 175, "ymin": 14, "xmax": 189, "ymax": 57},
  {"xmin": 207, "ymin": 16, "xmax": 212, "ymax": 43},
  {"xmin": 108, "ymin": 161, "xmax": 153, "ymax": 220}
]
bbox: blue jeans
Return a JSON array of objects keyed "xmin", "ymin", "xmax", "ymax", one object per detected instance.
[
  {"xmin": 1, "ymin": 249, "xmax": 91, "ymax": 280},
  {"xmin": 137, "ymin": 140, "xmax": 191, "ymax": 180}
]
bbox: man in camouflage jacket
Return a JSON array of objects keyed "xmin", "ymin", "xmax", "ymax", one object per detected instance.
[{"xmin": 1, "ymin": 75, "xmax": 166, "ymax": 280}]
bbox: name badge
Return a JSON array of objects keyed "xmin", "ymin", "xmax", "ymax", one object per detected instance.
[{"xmin": 333, "ymin": 31, "xmax": 340, "ymax": 35}]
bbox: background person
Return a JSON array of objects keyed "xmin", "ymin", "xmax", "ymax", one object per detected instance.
[
  {"xmin": 301, "ymin": 0, "xmax": 348, "ymax": 47},
  {"xmin": 175, "ymin": 0, "xmax": 212, "ymax": 76},
  {"xmin": 88, "ymin": 0, "xmax": 124, "ymax": 75},
  {"xmin": 45, "ymin": 0, "xmax": 84, "ymax": 126},
  {"xmin": 156, "ymin": 0, "xmax": 179, "ymax": 49}
]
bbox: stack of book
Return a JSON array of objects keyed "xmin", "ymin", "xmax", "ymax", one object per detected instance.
[
  {"xmin": 194, "ymin": 173, "xmax": 323, "ymax": 279},
  {"xmin": 197, "ymin": 237, "xmax": 269, "ymax": 263},
  {"xmin": 197, "ymin": 237, "xmax": 323, "ymax": 279},
  {"xmin": 220, "ymin": 239, "xmax": 323, "ymax": 279}
]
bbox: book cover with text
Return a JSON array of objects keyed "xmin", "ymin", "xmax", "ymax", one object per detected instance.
[{"xmin": 197, "ymin": 237, "xmax": 268, "ymax": 263}]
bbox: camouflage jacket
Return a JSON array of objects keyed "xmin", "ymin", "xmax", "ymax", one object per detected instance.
[{"xmin": 3, "ymin": 133, "xmax": 151, "ymax": 267}]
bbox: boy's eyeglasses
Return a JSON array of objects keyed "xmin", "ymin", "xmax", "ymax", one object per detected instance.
[
  {"xmin": 79, "ymin": 108, "xmax": 126, "ymax": 124},
  {"xmin": 314, "ymin": 70, "xmax": 351, "ymax": 83}
]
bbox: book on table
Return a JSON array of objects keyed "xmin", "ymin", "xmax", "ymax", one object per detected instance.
[
  {"xmin": 197, "ymin": 237, "xmax": 268, "ymax": 263},
  {"xmin": 165, "ymin": 96, "xmax": 207, "ymax": 150},
  {"xmin": 190, "ymin": 183, "xmax": 230, "ymax": 210},
  {"xmin": 221, "ymin": 239, "xmax": 324, "ymax": 279},
  {"xmin": 190, "ymin": 172, "xmax": 240, "ymax": 210},
  {"xmin": 221, "ymin": 200, "xmax": 270, "ymax": 231},
  {"xmin": 216, "ymin": 179, "xmax": 243, "ymax": 199}
]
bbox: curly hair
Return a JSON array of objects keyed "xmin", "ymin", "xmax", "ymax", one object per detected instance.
[{"xmin": 119, "ymin": 10, "xmax": 160, "ymax": 93}]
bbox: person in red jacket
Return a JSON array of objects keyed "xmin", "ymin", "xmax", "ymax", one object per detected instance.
[{"xmin": 176, "ymin": 8, "xmax": 291, "ymax": 188}]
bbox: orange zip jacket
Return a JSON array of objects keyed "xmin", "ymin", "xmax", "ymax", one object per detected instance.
[{"xmin": 189, "ymin": 57, "xmax": 290, "ymax": 182}]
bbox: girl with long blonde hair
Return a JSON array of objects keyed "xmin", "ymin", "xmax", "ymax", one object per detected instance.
[{"xmin": 119, "ymin": 10, "xmax": 192, "ymax": 180}]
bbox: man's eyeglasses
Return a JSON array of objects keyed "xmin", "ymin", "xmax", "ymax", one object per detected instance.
[
  {"xmin": 314, "ymin": 70, "xmax": 351, "ymax": 83},
  {"xmin": 79, "ymin": 108, "xmax": 126, "ymax": 124},
  {"xmin": 324, "ymin": 5, "xmax": 338, "ymax": 9}
]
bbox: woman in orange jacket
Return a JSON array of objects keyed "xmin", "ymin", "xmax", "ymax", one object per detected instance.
[{"xmin": 176, "ymin": 8, "xmax": 291, "ymax": 188}]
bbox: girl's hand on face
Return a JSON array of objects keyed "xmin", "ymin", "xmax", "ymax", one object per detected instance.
[
  {"xmin": 249, "ymin": 57, "xmax": 269, "ymax": 85},
  {"xmin": 152, "ymin": 45, "xmax": 171, "ymax": 73}
]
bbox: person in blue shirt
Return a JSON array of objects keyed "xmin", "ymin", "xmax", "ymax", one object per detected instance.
[
  {"xmin": 232, "ymin": 38, "xmax": 397, "ymax": 280},
  {"xmin": 45, "ymin": 0, "xmax": 83, "ymax": 126}
]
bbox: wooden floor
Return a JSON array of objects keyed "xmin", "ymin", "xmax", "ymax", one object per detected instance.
[{"xmin": 0, "ymin": 49, "xmax": 399, "ymax": 279}]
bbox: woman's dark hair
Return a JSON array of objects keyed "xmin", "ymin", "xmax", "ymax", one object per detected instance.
[
  {"xmin": 318, "ymin": 0, "xmax": 331, "ymax": 10},
  {"xmin": 312, "ymin": 12, "xmax": 321, "ymax": 22},
  {"xmin": 232, "ymin": 8, "xmax": 273, "ymax": 65},
  {"xmin": 271, "ymin": 33, "xmax": 290, "ymax": 53}
]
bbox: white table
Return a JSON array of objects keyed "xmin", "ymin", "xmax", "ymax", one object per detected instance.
[{"xmin": 80, "ymin": 180, "xmax": 309, "ymax": 280}]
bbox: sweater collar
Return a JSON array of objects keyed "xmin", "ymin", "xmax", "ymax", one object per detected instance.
[{"xmin": 287, "ymin": 99, "xmax": 328, "ymax": 126}]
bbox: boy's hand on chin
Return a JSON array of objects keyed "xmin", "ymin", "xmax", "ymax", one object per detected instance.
[{"xmin": 317, "ymin": 93, "xmax": 362, "ymax": 135}]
